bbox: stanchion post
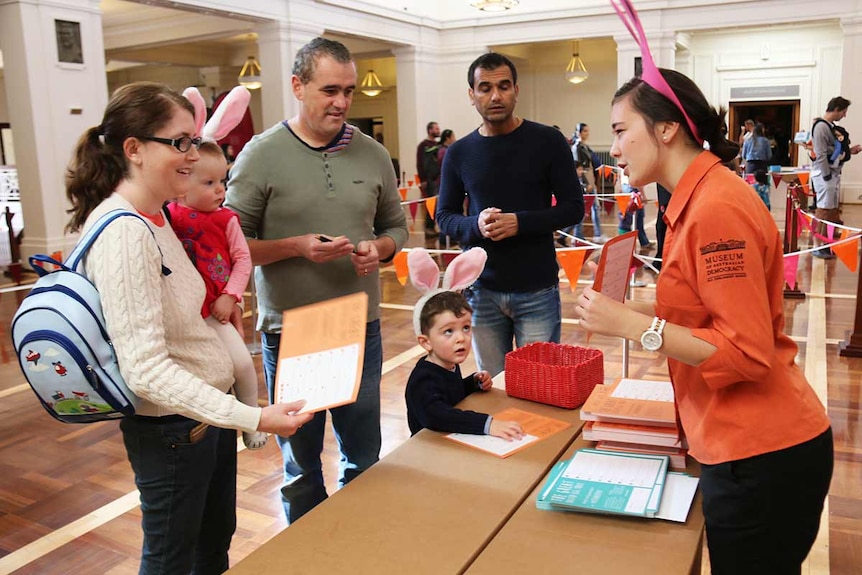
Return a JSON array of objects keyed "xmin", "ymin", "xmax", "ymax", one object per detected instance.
[
  {"xmin": 839, "ymin": 238, "xmax": 862, "ymax": 357},
  {"xmin": 784, "ymin": 184, "xmax": 805, "ymax": 299}
]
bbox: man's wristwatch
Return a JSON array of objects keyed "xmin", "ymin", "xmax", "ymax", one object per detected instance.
[{"xmin": 640, "ymin": 316, "xmax": 667, "ymax": 352}]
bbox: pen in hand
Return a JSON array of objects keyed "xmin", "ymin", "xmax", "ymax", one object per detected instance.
[{"xmin": 317, "ymin": 235, "xmax": 357, "ymax": 254}]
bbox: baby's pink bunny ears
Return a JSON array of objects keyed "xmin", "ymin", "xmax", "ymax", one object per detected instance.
[
  {"xmin": 609, "ymin": 0, "xmax": 702, "ymax": 145},
  {"xmin": 182, "ymin": 86, "xmax": 251, "ymax": 144},
  {"xmin": 409, "ymin": 247, "xmax": 487, "ymax": 336}
]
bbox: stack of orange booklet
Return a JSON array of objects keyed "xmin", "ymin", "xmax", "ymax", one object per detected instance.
[{"xmin": 580, "ymin": 378, "xmax": 687, "ymax": 470}]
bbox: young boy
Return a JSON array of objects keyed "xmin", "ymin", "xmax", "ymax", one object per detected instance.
[
  {"xmin": 752, "ymin": 169, "xmax": 771, "ymax": 211},
  {"xmin": 405, "ymin": 291, "xmax": 525, "ymax": 440}
]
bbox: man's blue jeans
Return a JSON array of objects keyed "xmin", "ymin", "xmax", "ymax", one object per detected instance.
[
  {"xmin": 464, "ymin": 284, "xmax": 562, "ymax": 378},
  {"xmin": 120, "ymin": 415, "xmax": 237, "ymax": 575},
  {"xmin": 262, "ymin": 319, "xmax": 383, "ymax": 524}
]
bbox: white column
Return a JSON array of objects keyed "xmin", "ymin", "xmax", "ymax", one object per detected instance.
[
  {"xmin": 394, "ymin": 46, "xmax": 436, "ymax": 183},
  {"xmin": 256, "ymin": 21, "xmax": 322, "ymax": 130},
  {"xmin": 0, "ymin": 0, "xmax": 107, "ymax": 259},
  {"xmin": 614, "ymin": 31, "xmax": 677, "ymax": 90},
  {"xmin": 839, "ymin": 15, "xmax": 862, "ymax": 203}
]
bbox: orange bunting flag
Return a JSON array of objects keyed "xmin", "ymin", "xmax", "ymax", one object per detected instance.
[
  {"xmin": 599, "ymin": 165, "xmax": 615, "ymax": 179},
  {"xmin": 557, "ymin": 250, "xmax": 587, "ymax": 292},
  {"xmin": 616, "ymin": 195, "xmax": 630, "ymax": 216},
  {"xmin": 425, "ymin": 196, "xmax": 437, "ymax": 221},
  {"xmin": 832, "ymin": 230, "xmax": 858, "ymax": 273},
  {"xmin": 398, "ymin": 187, "xmax": 408, "ymax": 201},
  {"xmin": 393, "ymin": 251, "xmax": 409, "ymax": 286},
  {"xmin": 797, "ymin": 171, "xmax": 810, "ymax": 187},
  {"xmin": 783, "ymin": 254, "xmax": 799, "ymax": 290}
]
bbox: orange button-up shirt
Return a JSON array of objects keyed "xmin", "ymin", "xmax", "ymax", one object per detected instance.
[{"xmin": 657, "ymin": 151, "xmax": 829, "ymax": 464}]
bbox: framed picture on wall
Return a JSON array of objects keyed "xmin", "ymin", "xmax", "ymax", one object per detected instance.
[{"xmin": 55, "ymin": 20, "xmax": 83, "ymax": 64}]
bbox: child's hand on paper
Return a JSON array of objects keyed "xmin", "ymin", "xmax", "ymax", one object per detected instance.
[
  {"xmin": 474, "ymin": 371, "xmax": 492, "ymax": 391},
  {"xmin": 490, "ymin": 419, "xmax": 525, "ymax": 441}
]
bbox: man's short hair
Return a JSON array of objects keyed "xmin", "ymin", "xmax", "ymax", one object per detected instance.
[
  {"xmin": 419, "ymin": 292, "xmax": 473, "ymax": 336},
  {"xmin": 426, "ymin": 121, "xmax": 438, "ymax": 134},
  {"xmin": 292, "ymin": 37, "xmax": 353, "ymax": 84},
  {"xmin": 467, "ymin": 52, "xmax": 518, "ymax": 88},
  {"xmin": 827, "ymin": 97, "xmax": 852, "ymax": 113}
]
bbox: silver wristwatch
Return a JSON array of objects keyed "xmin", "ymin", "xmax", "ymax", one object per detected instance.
[{"xmin": 640, "ymin": 317, "xmax": 667, "ymax": 352}]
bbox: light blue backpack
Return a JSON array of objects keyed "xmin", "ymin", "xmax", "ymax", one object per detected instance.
[{"xmin": 11, "ymin": 209, "xmax": 169, "ymax": 423}]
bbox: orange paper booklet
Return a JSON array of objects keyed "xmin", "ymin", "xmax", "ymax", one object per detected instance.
[
  {"xmin": 444, "ymin": 407, "xmax": 572, "ymax": 459},
  {"xmin": 273, "ymin": 292, "xmax": 368, "ymax": 414},
  {"xmin": 580, "ymin": 378, "xmax": 677, "ymax": 428},
  {"xmin": 595, "ymin": 441, "xmax": 688, "ymax": 471},
  {"xmin": 583, "ymin": 420, "xmax": 681, "ymax": 448},
  {"xmin": 593, "ymin": 230, "xmax": 638, "ymax": 302}
]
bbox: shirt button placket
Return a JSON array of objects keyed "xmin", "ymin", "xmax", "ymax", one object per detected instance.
[{"xmin": 323, "ymin": 152, "xmax": 335, "ymax": 197}]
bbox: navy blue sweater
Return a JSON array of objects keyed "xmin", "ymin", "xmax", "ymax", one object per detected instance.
[
  {"xmin": 405, "ymin": 358, "xmax": 489, "ymax": 436},
  {"xmin": 436, "ymin": 120, "xmax": 584, "ymax": 292}
]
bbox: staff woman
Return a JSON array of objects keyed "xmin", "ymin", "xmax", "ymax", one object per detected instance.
[{"xmin": 574, "ymin": 67, "xmax": 832, "ymax": 574}]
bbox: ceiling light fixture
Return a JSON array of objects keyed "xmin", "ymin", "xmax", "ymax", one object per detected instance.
[
  {"xmin": 565, "ymin": 42, "xmax": 589, "ymax": 85},
  {"xmin": 360, "ymin": 69, "xmax": 384, "ymax": 97},
  {"xmin": 469, "ymin": 0, "xmax": 519, "ymax": 12},
  {"xmin": 238, "ymin": 55, "xmax": 262, "ymax": 90}
]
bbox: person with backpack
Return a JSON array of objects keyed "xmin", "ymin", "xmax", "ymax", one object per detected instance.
[
  {"xmin": 811, "ymin": 96, "xmax": 862, "ymax": 258},
  {"xmin": 64, "ymin": 81, "xmax": 312, "ymax": 573},
  {"xmin": 417, "ymin": 121, "xmax": 441, "ymax": 238}
]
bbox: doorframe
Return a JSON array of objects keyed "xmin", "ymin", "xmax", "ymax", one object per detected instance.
[{"xmin": 728, "ymin": 100, "xmax": 800, "ymax": 166}]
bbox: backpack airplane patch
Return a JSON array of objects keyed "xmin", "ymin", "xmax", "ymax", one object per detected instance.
[{"xmin": 11, "ymin": 210, "xmax": 170, "ymax": 423}]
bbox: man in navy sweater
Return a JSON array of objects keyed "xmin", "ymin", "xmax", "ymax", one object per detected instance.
[{"xmin": 436, "ymin": 52, "xmax": 584, "ymax": 377}]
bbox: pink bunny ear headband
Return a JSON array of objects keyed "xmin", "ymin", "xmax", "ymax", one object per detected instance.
[
  {"xmin": 182, "ymin": 86, "xmax": 251, "ymax": 144},
  {"xmin": 408, "ymin": 248, "xmax": 488, "ymax": 336},
  {"xmin": 609, "ymin": 0, "xmax": 703, "ymax": 146}
]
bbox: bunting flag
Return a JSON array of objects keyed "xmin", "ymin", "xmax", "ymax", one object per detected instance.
[
  {"xmin": 584, "ymin": 195, "xmax": 595, "ymax": 212},
  {"xmin": 409, "ymin": 202, "xmax": 418, "ymax": 221},
  {"xmin": 797, "ymin": 171, "xmax": 810, "ymax": 187},
  {"xmin": 827, "ymin": 223, "xmax": 835, "ymax": 241},
  {"xmin": 442, "ymin": 253, "xmax": 457, "ymax": 267},
  {"xmin": 833, "ymin": 231, "xmax": 859, "ymax": 273},
  {"xmin": 599, "ymin": 165, "xmax": 615, "ymax": 179},
  {"xmin": 772, "ymin": 173, "xmax": 782, "ymax": 188},
  {"xmin": 426, "ymin": 196, "xmax": 437, "ymax": 221},
  {"xmin": 616, "ymin": 195, "xmax": 630, "ymax": 216},
  {"xmin": 557, "ymin": 249, "xmax": 587, "ymax": 292},
  {"xmin": 393, "ymin": 251, "xmax": 409, "ymax": 286},
  {"xmin": 604, "ymin": 198, "xmax": 615, "ymax": 216},
  {"xmin": 783, "ymin": 254, "xmax": 800, "ymax": 289},
  {"xmin": 398, "ymin": 187, "xmax": 408, "ymax": 201}
]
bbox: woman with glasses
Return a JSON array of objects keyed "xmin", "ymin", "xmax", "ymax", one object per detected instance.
[{"xmin": 66, "ymin": 81, "xmax": 312, "ymax": 574}]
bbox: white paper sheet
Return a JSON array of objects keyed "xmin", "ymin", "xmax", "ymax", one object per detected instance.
[
  {"xmin": 612, "ymin": 379, "xmax": 674, "ymax": 402},
  {"xmin": 655, "ymin": 472, "xmax": 700, "ymax": 523},
  {"xmin": 445, "ymin": 433, "xmax": 539, "ymax": 457},
  {"xmin": 275, "ymin": 343, "xmax": 361, "ymax": 414}
]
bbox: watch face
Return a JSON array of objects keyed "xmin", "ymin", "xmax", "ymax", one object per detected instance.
[{"xmin": 642, "ymin": 331, "xmax": 662, "ymax": 351}]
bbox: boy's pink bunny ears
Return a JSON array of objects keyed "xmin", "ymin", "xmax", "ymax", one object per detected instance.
[
  {"xmin": 408, "ymin": 248, "xmax": 487, "ymax": 336},
  {"xmin": 182, "ymin": 86, "xmax": 251, "ymax": 144},
  {"xmin": 609, "ymin": 0, "xmax": 703, "ymax": 145}
]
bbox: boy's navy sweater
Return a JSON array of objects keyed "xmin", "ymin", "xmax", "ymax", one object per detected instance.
[
  {"xmin": 436, "ymin": 119, "xmax": 584, "ymax": 293},
  {"xmin": 405, "ymin": 357, "xmax": 489, "ymax": 436}
]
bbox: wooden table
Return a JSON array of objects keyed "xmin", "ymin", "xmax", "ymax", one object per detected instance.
[
  {"xmin": 465, "ymin": 435, "xmax": 705, "ymax": 575},
  {"xmin": 227, "ymin": 388, "xmax": 585, "ymax": 575}
]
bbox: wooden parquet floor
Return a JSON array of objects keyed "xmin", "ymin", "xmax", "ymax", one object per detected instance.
[{"xmin": 0, "ymin": 196, "xmax": 860, "ymax": 574}]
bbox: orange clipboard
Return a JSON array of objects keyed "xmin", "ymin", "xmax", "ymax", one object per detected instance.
[
  {"xmin": 273, "ymin": 292, "xmax": 368, "ymax": 414},
  {"xmin": 443, "ymin": 407, "xmax": 572, "ymax": 459},
  {"xmin": 592, "ymin": 231, "xmax": 638, "ymax": 302}
]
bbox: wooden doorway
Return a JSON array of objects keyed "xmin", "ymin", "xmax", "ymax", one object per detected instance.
[{"xmin": 729, "ymin": 100, "xmax": 800, "ymax": 166}]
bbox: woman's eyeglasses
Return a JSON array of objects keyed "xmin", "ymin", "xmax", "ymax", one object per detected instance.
[{"xmin": 137, "ymin": 135, "xmax": 202, "ymax": 153}]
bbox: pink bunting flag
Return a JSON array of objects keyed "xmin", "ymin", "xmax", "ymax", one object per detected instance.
[
  {"xmin": 826, "ymin": 223, "xmax": 835, "ymax": 241},
  {"xmin": 783, "ymin": 254, "xmax": 800, "ymax": 289}
]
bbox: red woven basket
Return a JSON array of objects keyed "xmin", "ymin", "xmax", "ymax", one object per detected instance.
[{"xmin": 504, "ymin": 342, "xmax": 604, "ymax": 409}]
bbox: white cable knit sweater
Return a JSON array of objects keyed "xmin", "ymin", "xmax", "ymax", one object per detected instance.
[{"xmin": 82, "ymin": 194, "xmax": 261, "ymax": 433}]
